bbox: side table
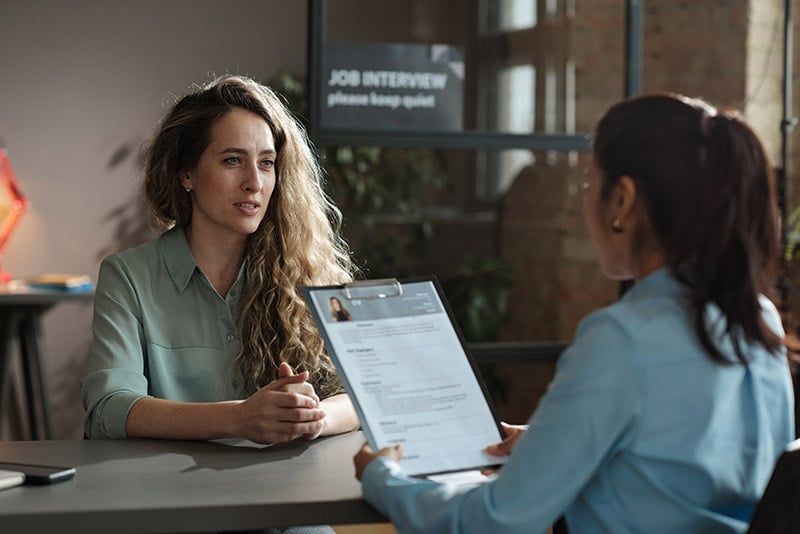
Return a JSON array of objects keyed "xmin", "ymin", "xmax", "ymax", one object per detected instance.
[{"xmin": 0, "ymin": 288, "xmax": 94, "ymax": 439}]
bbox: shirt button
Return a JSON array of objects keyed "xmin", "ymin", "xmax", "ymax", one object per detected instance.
[{"xmin": 227, "ymin": 334, "xmax": 235, "ymax": 342}]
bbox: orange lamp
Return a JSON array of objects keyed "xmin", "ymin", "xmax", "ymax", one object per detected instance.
[{"xmin": 0, "ymin": 150, "xmax": 28, "ymax": 283}]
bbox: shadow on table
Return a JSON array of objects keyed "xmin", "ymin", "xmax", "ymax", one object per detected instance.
[{"xmin": 58, "ymin": 435, "xmax": 317, "ymax": 474}]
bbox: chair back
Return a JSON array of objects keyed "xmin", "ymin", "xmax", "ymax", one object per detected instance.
[{"xmin": 747, "ymin": 439, "xmax": 800, "ymax": 533}]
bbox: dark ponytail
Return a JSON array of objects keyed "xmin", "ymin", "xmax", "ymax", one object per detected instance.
[{"xmin": 594, "ymin": 94, "xmax": 782, "ymax": 364}]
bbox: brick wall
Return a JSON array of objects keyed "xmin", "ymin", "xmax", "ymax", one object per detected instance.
[{"xmin": 500, "ymin": 0, "xmax": 786, "ymax": 344}]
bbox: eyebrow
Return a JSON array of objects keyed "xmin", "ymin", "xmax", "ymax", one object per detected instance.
[{"xmin": 219, "ymin": 147, "xmax": 277, "ymax": 156}]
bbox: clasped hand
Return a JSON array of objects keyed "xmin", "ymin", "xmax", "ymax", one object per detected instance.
[
  {"xmin": 236, "ymin": 362, "xmax": 326, "ymax": 444},
  {"xmin": 353, "ymin": 422, "xmax": 527, "ymax": 481}
]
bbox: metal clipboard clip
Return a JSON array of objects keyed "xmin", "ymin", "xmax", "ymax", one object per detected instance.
[{"xmin": 343, "ymin": 278, "xmax": 403, "ymax": 300}]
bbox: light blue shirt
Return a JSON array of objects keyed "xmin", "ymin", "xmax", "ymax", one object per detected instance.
[
  {"xmin": 82, "ymin": 227, "xmax": 247, "ymax": 439},
  {"xmin": 361, "ymin": 269, "xmax": 795, "ymax": 533}
]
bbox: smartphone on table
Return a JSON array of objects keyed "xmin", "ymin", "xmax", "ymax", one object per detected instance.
[{"xmin": 0, "ymin": 461, "xmax": 75, "ymax": 485}]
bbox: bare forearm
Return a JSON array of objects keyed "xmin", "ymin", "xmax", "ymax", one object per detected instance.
[
  {"xmin": 127, "ymin": 385, "xmax": 326, "ymax": 443},
  {"xmin": 126, "ymin": 397, "xmax": 240, "ymax": 440},
  {"xmin": 320, "ymin": 393, "xmax": 360, "ymax": 436}
]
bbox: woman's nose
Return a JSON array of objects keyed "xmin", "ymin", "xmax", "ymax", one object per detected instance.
[{"xmin": 242, "ymin": 163, "xmax": 263, "ymax": 192}]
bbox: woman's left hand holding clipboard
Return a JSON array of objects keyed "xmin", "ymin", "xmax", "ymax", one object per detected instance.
[{"xmin": 354, "ymin": 442, "xmax": 404, "ymax": 481}]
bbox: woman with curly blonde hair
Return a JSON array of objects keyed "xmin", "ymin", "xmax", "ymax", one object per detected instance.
[{"xmin": 82, "ymin": 74, "xmax": 359, "ymax": 445}]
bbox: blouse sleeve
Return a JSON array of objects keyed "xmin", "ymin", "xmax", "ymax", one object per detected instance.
[
  {"xmin": 361, "ymin": 310, "xmax": 644, "ymax": 533},
  {"xmin": 81, "ymin": 257, "xmax": 149, "ymax": 439}
]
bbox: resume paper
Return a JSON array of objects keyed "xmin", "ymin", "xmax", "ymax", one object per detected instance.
[{"xmin": 304, "ymin": 279, "xmax": 507, "ymax": 477}]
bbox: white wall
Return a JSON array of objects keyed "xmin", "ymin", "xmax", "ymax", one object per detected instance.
[{"xmin": 0, "ymin": 0, "xmax": 308, "ymax": 438}]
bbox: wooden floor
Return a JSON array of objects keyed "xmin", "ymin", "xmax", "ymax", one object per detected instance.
[{"xmin": 334, "ymin": 524, "xmax": 396, "ymax": 533}]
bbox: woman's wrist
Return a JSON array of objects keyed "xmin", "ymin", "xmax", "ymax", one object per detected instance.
[
  {"xmin": 319, "ymin": 393, "xmax": 359, "ymax": 436},
  {"xmin": 220, "ymin": 400, "xmax": 244, "ymax": 438}
]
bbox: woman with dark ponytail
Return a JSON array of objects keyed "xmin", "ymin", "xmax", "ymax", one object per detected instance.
[
  {"xmin": 353, "ymin": 94, "xmax": 795, "ymax": 533},
  {"xmin": 591, "ymin": 95, "xmax": 784, "ymax": 365}
]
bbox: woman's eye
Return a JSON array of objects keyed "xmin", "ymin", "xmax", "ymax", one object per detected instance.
[
  {"xmin": 224, "ymin": 157, "xmax": 241, "ymax": 165},
  {"xmin": 261, "ymin": 159, "xmax": 275, "ymax": 169}
]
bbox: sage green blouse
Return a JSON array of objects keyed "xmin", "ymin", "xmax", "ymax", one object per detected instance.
[{"xmin": 81, "ymin": 226, "xmax": 246, "ymax": 439}]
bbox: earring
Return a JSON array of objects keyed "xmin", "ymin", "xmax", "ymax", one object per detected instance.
[
  {"xmin": 184, "ymin": 187, "xmax": 191, "ymax": 192},
  {"xmin": 611, "ymin": 218, "xmax": 623, "ymax": 232}
]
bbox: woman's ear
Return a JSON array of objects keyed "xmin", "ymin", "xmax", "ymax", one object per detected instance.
[
  {"xmin": 611, "ymin": 175, "xmax": 637, "ymax": 224},
  {"xmin": 180, "ymin": 172, "xmax": 192, "ymax": 192}
]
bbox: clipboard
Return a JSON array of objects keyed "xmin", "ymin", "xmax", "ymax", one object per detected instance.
[{"xmin": 303, "ymin": 276, "xmax": 508, "ymax": 478}]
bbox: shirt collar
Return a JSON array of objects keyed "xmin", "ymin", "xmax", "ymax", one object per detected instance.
[
  {"xmin": 159, "ymin": 226, "xmax": 198, "ymax": 293},
  {"xmin": 622, "ymin": 267, "xmax": 686, "ymax": 301}
]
